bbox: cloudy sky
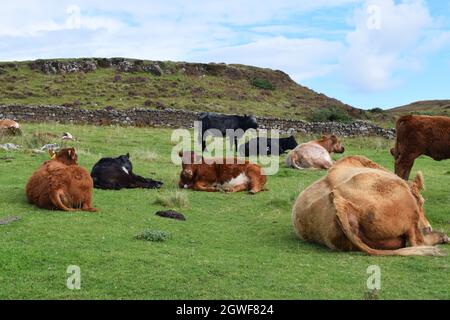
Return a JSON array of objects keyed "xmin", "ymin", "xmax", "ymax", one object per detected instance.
[{"xmin": 1, "ymin": 0, "xmax": 449, "ymax": 109}]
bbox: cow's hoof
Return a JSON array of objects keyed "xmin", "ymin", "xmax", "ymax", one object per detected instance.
[{"xmin": 248, "ymin": 190, "xmax": 257, "ymax": 195}]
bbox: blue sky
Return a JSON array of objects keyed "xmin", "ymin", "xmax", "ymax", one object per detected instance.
[{"xmin": 1, "ymin": 0, "xmax": 449, "ymax": 109}]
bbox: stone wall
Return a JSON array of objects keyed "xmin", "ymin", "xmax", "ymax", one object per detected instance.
[{"xmin": 0, "ymin": 105, "xmax": 395, "ymax": 139}]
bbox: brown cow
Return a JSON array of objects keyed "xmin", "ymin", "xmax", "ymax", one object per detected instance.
[
  {"xmin": 26, "ymin": 148, "xmax": 97, "ymax": 212},
  {"xmin": 286, "ymin": 135, "xmax": 345, "ymax": 169},
  {"xmin": 0, "ymin": 119, "xmax": 21, "ymax": 135},
  {"xmin": 392, "ymin": 115, "xmax": 450, "ymax": 180},
  {"xmin": 178, "ymin": 151, "xmax": 266, "ymax": 194},
  {"xmin": 292, "ymin": 156, "xmax": 449, "ymax": 256}
]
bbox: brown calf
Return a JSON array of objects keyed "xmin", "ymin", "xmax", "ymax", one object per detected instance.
[
  {"xmin": 26, "ymin": 148, "xmax": 97, "ymax": 212},
  {"xmin": 178, "ymin": 151, "xmax": 266, "ymax": 194}
]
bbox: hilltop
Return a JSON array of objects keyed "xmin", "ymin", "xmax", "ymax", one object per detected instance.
[
  {"xmin": 0, "ymin": 58, "xmax": 363, "ymax": 121},
  {"xmin": 386, "ymin": 100, "xmax": 450, "ymax": 117}
]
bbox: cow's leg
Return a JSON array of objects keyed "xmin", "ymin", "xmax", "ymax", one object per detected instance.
[
  {"xmin": 194, "ymin": 181, "xmax": 219, "ymax": 192},
  {"xmin": 82, "ymin": 200, "xmax": 97, "ymax": 212},
  {"xmin": 395, "ymin": 154, "xmax": 419, "ymax": 180},
  {"xmin": 422, "ymin": 231, "xmax": 450, "ymax": 246},
  {"xmin": 224, "ymin": 183, "xmax": 248, "ymax": 193},
  {"xmin": 406, "ymin": 226, "xmax": 425, "ymax": 247},
  {"xmin": 234, "ymin": 136, "xmax": 238, "ymax": 154}
]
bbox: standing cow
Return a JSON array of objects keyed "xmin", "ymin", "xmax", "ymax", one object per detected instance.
[
  {"xmin": 198, "ymin": 112, "xmax": 258, "ymax": 152},
  {"xmin": 392, "ymin": 115, "xmax": 450, "ymax": 180}
]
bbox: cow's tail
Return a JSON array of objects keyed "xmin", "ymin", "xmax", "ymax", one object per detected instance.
[
  {"xmin": 286, "ymin": 151, "xmax": 304, "ymax": 170},
  {"xmin": 333, "ymin": 194, "xmax": 443, "ymax": 257},
  {"xmin": 51, "ymin": 189, "xmax": 74, "ymax": 212}
]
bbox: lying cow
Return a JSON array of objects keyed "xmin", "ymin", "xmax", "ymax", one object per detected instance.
[
  {"xmin": 0, "ymin": 119, "xmax": 21, "ymax": 135},
  {"xmin": 199, "ymin": 112, "xmax": 258, "ymax": 152},
  {"xmin": 178, "ymin": 151, "xmax": 266, "ymax": 193},
  {"xmin": 26, "ymin": 148, "xmax": 97, "ymax": 212},
  {"xmin": 392, "ymin": 115, "xmax": 450, "ymax": 180},
  {"xmin": 91, "ymin": 153, "xmax": 163, "ymax": 190},
  {"xmin": 239, "ymin": 136, "xmax": 298, "ymax": 157},
  {"xmin": 292, "ymin": 156, "xmax": 449, "ymax": 256},
  {"xmin": 286, "ymin": 135, "xmax": 344, "ymax": 169}
]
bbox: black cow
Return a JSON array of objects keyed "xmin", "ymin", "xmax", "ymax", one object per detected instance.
[
  {"xmin": 91, "ymin": 153, "xmax": 163, "ymax": 190},
  {"xmin": 239, "ymin": 136, "xmax": 298, "ymax": 156},
  {"xmin": 198, "ymin": 112, "xmax": 258, "ymax": 152}
]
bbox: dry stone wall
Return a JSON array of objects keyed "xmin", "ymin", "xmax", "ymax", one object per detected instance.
[{"xmin": 0, "ymin": 105, "xmax": 395, "ymax": 139}]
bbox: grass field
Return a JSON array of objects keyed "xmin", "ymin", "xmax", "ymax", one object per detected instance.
[{"xmin": 0, "ymin": 123, "xmax": 449, "ymax": 300}]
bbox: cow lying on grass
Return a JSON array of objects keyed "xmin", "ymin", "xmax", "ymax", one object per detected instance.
[
  {"xmin": 239, "ymin": 136, "xmax": 298, "ymax": 156},
  {"xmin": 178, "ymin": 151, "xmax": 266, "ymax": 193},
  {"xmin": 26, "ymin": 148, "xmax": 97, "ymax": 212},
  {"xmin": 391, "ymin": 115, "xmax": 450, "ymax": 180},
  {"xmin": 0, "ymin": 119, "xmax": 21, "ymax": 135},
  {"xmin": 292, "ymin": 156, "xmax": 449, "ymax": 256},
  {"xmin": 91, "ymin": 153, "xmax": 163, "ymax": 190},
  {"xmin": 286, "ymin": 135, "xmax": 344, "ymax": 169}
]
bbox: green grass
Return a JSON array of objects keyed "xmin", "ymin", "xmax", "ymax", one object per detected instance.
[{"xmin": 0, "ymin": 123, "xmax": 449, "ymax": 299}]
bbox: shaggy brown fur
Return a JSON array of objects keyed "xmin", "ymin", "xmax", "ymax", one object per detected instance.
[
  {"xmin": 292, "ymin": 156, "xmax": 448, "ymax": 256},
  {"xmin": 392, "ymin": 115, "xmax": 450, "ymax": 180},
  {"xmin": 26, "ymin": 148, "xmax": 97, "ymax": 212},
  {"xmin": 178, "ymin": 151, "xmax": 267, "ymax": 194}
]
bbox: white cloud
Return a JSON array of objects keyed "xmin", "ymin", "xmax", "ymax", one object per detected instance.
[
  {"xmin": 341, "ymin": 0, "xmax": 437, "ymax": 91},
  {"xmin": 192, "ymin": 37, "xmax": 344, "ymax": 81}
]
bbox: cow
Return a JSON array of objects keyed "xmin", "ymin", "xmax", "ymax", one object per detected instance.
[
  {"xmin": 392, "ymin": 115, "xmax": 450, "ymax": 180},
  {"xmin": 178, "ymin": 151, "xmax": 266, "ymax": 194},
  {"xmin": 239, "ymin": 136, "xmax": 298, "ymax": 157},
  {"xmin": 198, "ymin": 112, "xmax": 258, "ymax": 152},
  {"xmin": 286, "ymin": 135, "xmax": 345, "ymax": 169},
  {"xmin": 26, "ymin": 148, "xmax": 97, "ymax": 212},
  {"xmin": 292, "ymin": 156, "xmax": 449, "ymax": 256},
  {"xmin": 91, "ymin": 153, "xmax": 163, "ymax": 190},
  {"xmin": 0, "ymin": 119, "xmax": 21, "ymax": 135}
]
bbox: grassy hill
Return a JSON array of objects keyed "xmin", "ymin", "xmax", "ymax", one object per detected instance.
[
  {"xmin": 0, "ymin": 58, "xmax": 362, "ymax": 121},
  {"xmin": 386, "ymin": 100, "xmax": 450, "ymax": 117}
]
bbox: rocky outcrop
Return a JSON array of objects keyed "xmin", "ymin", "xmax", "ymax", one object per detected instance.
[{"xmin": 0, "ymin": 105, "xmax": 395, "ymax": 139}]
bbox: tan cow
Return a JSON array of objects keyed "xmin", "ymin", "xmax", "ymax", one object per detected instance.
[
  {"xmin": 0, "ymin": 119, "xmax": 21, "ymax": 135},
  {"xmin": 292, "ymin": 156, "xmax": 449, "ymax": 256},
  {"xmin": 286, "ymin": 135, "xmax": 344, "ymax": 169}
]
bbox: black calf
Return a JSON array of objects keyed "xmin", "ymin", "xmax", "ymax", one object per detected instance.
[{"xmin": 91, "ymin": 153, "xmax": 163, "ymax": 190}]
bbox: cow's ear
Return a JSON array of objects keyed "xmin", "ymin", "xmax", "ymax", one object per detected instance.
[
  {"xmin": 126, "ymin": 153, "xmax": 130, "ymax": 158},
  {"xmin": 412, "ymin": 171, "xmax": 425, "ymax": 191},
  {"xmin": 178, "ymin": 150, "xmax": 183, "ymax": 158}
]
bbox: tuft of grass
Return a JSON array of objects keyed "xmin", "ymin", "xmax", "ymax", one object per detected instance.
[
  {"xmin": 135, "ymin": 230, "xmax": 171, "ymax": 242},
  {"xmin": 135, "ymin": 150, "xmax": 158, "ymax": 162},
  {"xmin": 154, "ymin": 190, "xmax": 189, "ymax": 208}
]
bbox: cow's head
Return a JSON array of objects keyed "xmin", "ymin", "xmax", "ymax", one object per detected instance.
[
  {"xmin": 322, "ymin": 135, "xmax": 345, "ymax": 153},
  {"xmin": 49, "ymin": 147, "xmax": 78, "ymax": 165},
  {"xmin": 243, "ymin": 114, "xmax": 258, "ymax": 130},
  {"xmin": 178, "ymin": 151, "xmax": 202, "ymax": 182},
  {"xmin": 284, "ymin": 136, "xmax": 298, "ymax": 150},
  {"xmin": 408, "ymin": 171, "xmax": 432, "ymax": 234},
  {"xmin": 117, "ymin": 153, "xmax": 133, "ymax": 174}
]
